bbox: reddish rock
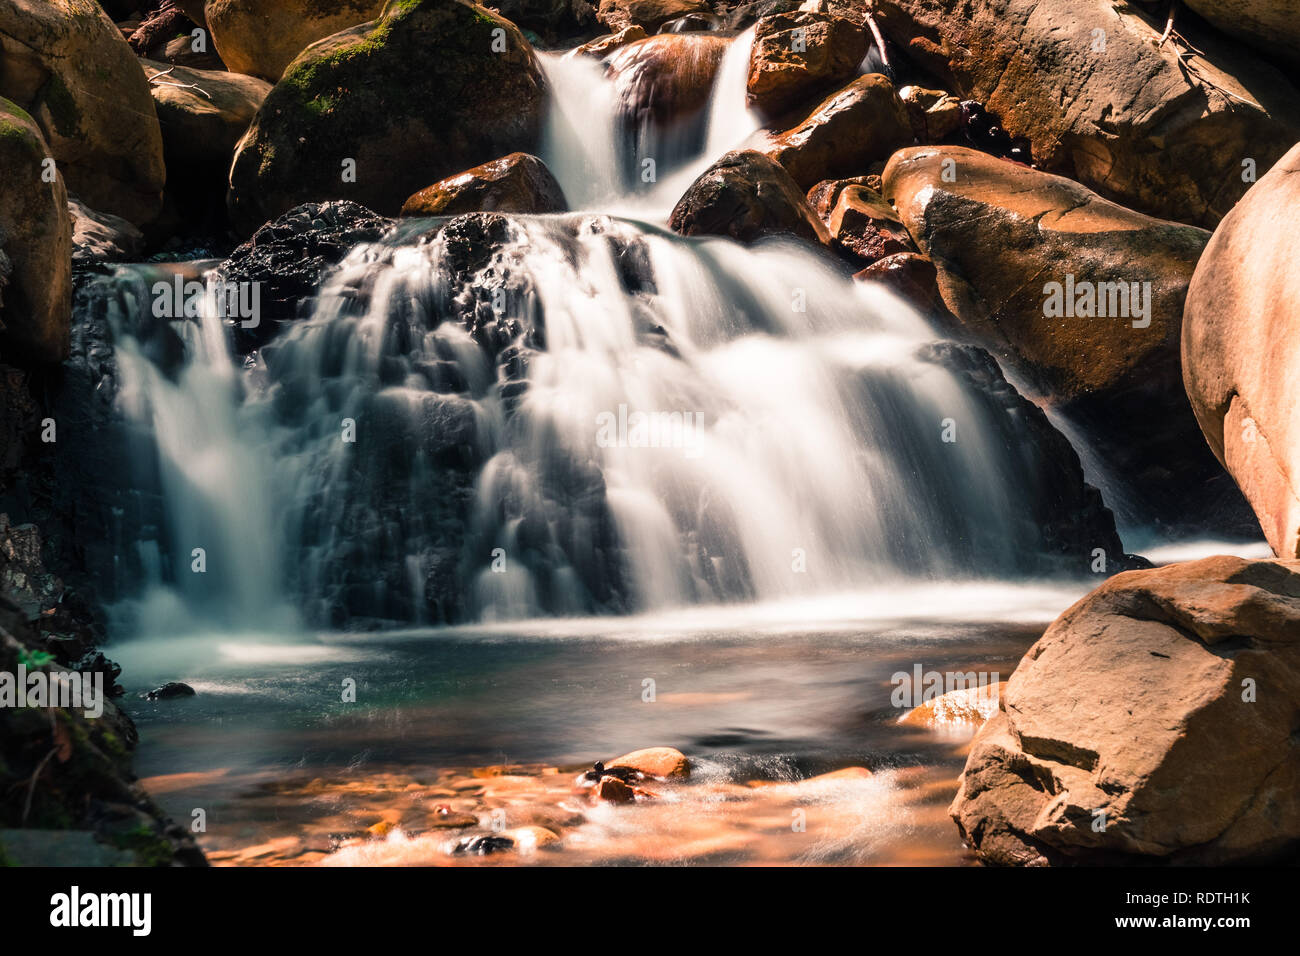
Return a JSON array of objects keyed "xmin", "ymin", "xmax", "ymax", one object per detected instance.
[
  {"xmin": 746, "ymin": 12, "xmax": 869, "ymax": 119},
  {"xmin": 606, "ymin": 746, "xmax": 691, "ymax": 779},
  {"xmin": 401, "ymin": 153, "xmax": 567, "ymax": 217}
]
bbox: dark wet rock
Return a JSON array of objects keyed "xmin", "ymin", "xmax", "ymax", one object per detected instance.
[
  {"xmin": 215, "ymin": 201, "xmax": 394, "ymax": 353},
  {"xmin": 596, "ymin": 774, "xmax": 636, "ymax": 803},
  {"xmin": 725, "ymin": 0, "xmax": 799, "ymax": 31},
  {"xmin": 823, "ymin": 184, "xmax": 914, "ymax": 266},
  {"xmin": 596, "ymin": 0, "xmax": 710, "ymax": 33},
  {"xmin": 853, "ymin": 251, "xmax": 944, "ymax": 316},
  {"xmin": 491, "ymin": 0, "xmax": 599, "ymax": 44},
  {"xmin": 451, "ymin": 833, "xmax": 516, "ymax": 855},
  {"xmin": 144, "ymin": 682, "xmax": 196, "ymax": 701},
  {"xmin": 669, "ymin": 149, "xmax": 830, "ymax": 246},
  {"xmin": 401, "ymin": 153, "xmax": 568, "ymax": 218}
]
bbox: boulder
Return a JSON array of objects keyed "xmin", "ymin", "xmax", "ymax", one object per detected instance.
[
  {"xmin": 0, "ymin": 98, "xmax": 72, "ymax": 363},
  {"xmin": 757, "ymin": 73, "xmax": 911, "ymax": 190},
  {"xmin": 606, "ymin": 746, "xmax": 690, "ymax": 778},
  {"xmin": 214, "ymin": 200, "xmax": 393, "ymax": 352},
  {"xmin": 824, "ymin": 183, "xmax": 912, "ymax": 264},
  {"xmin": 227, "ymin": 0, "xmax": 547, "ymax": 235},
  {"xmin": 401, "ymin": 152, "xmax": 568, "ymax": 217},
  {"xmin": 1183, "ymin": 143, "xmax": 1300, "ymax": 558},
  {"xmin": 852, "ymin": 251, "xmax": 941, "ymax": 315},
  {"xmin": 1182, "ymin": 0, "xmax": 1300, "ymax": 68},
  {"xmin": 951, "ymin": 556, "xmax": 1300, "ymax": 865},
  {"xmin": 883, "ymin": 145, "xmax": 1250, "ymax": 533},
  {"xmin": 0, "ymin": 0, "xmax": 165, "ymax": 225},
  {"xmin": 564, "ymin": 25, "xmax": 646, "ymax": 59},
  {"xmin": 898, "ymin": 84, "xmax": 959, "ymax": 142},
  {"xmin": 203, "ymin": 0, "xmax": 386, "ymax": 81},
  {"xmin": 745, "ymin": 12, "xmax": 869, "ymax": 119},
  {"xmin": 490, "ymin": 0, "xmax": 599, "ymax": 43},
  {"xmin": 866, "ymin": 0, "xmax": 1300, "ymax": 227},
  {"xmin": 68, "ymin": 197, "xmax": 144, "ymax": 265},
  {"xmin": 595, "ymin": 0, "xmax": 709, "ymax": 33},
  {"xmin": 669, "ymin": 149, "xmax": 830, "ymax": 245},
  {"xmin": 605, "ymin": 33, "xmax": 729, "ymax": 131}
]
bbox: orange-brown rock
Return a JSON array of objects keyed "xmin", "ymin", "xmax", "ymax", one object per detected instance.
[
  {"xmin": 757, "ymin": 74, "xmax": 910, "ymax": 190},
  {"xmin": 824, "ymin": 184, "xmax": 913, "ymax": 264},
  {"xmin": 951, "ymin": 556, "xmax": 1300, "ymax": 865},
  {"xmin": 852, "ymin": 252, "xmax": 941, "ymax": 316},
  {"xmin": 605, "ymin": 33, "xmax": 729, "ymax": 130},
  {"xmin": 899, "ymin": 681, "xmax": 1004, "ymax": 731},
  {"xmin": 606, "ymin": 746, "xmax": 691, "ymax": 779},
  {"xmin": 596, "ymin": 0, "xmax": 709, "ymax": 33},
  {"xmin": 597, "ymin": 775, "xmax": 636, "ymax": 802},
  {"xmin": 401, "ymin": 153, "xmax": 567, "ymax": 217},
  {"xmin": 746, "ymin": 12, "xmax": 869, "ymax": 119},
  {"xmin": 1183, "ymin": 143, "xmax": 1300, "ymax": 558},
  {"xmin": 204, "ymin": 0, "xmax": 386, "ymax": 81},
  {"xmin": 564, "ymin": 25, "xmax": 647, "ymax": 60}
]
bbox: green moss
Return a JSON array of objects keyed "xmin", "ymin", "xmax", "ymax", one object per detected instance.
[{"xmin": 109, "ymin": 825, "xmax": 174, "ymax": 868}]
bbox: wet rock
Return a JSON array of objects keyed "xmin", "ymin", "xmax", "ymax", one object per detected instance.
[
  {"xmin": 852, "ymin": 251, "xmax": 941, "ymax": 315},
  {"xmin": 504, "ymin": 825, "xmax": 561, "ymax": 849},
  {"xmin": 899, "ymin": 681, "xmax": 1004, "ymax": 730},
  {"xmin": 1183, "ymin": 143, "xmax": 1300, "ymax": 558},
  {"xmin": 214, "ymin": 200, "xmax": 394, "ymax": 351},
  {"xmin": 228, "ymin": 0, "xmax": 547, "ymax": 234},
  {"xmin": 204, "ymin": 0, "xmax": 386, "ymax": 81},
  {"xmin": 565, "ymin": 25, "xmax": 647, "ymax": 59},
  {"xmin": 596, "ymin": 774, "xmax": 636, "ymax": 802},
  {"xmin": 669, "ymin": 149, "xmax": 830, "ymax": 246},
  {"xmin": 144, "ymin": 682, "xmax": 196, "ymax": 700},
  {"xmin": 605, "ymin": 33, "xmax": 730, "ymax": 132},
  {"xmin": 451, "ymin": 833, "xmax": 516, "ymax": 855},
  {"xmin": 746, "ymin": 12, "xmax": 869, "ymax": 119},
  {"xmin": 726, "ymin": 0, "xmax": 800, "ymax": 31},
  {"xmin": 757, "ymin": 74, "xmax": 911, "ymax": 190},
  {"xmin": 68, "ymin": 197, "xmax": 144, "ymax": 266},
  {"xmin": 401, "ymin": 153, "xmax": 568, "ymax": 218},
  {"xmin": 429, "ymin": 804, "xmax": 478, "ymax": 828},
  {"xmin": 596, "ymin": 0, "xmax": 710, "ymax": 33},
  {"xmin": 607, "ymin": 746, "xmax": 690, "ymax": 778},
  {"xmin": 0, "ymin": 0, "xmax": 165, "ymax": 225},
  {"xmin": 806, "ymin": 174, "xmax": 880, "ymax": 220},
  {"xmin": 658, "ymin": 11, "xmax": 725, "ymax": 32},
  {"xmin": 899, "ymin": 85, "xmax": 960, "ymax": 143},
  {"xmin": 868, "ymin": 0, "xmax": 1300, "ymax": 227},
  {"xmin": 951, "ymin": 556, "xmax": 1300, "ymax": 865},
  {"xmin": 0, "ymin": 100, "xmax": 71, "ymax": 363},
  {"xmin": 883, "ymin": 145, "xmax": 1252, "ymax": 534},
  {"xmin": 824, "ymin": 184, "xmax": 913, "ymax": 265}
]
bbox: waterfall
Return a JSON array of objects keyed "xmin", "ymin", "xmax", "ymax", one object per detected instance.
[{"xmin": 89, "ymin": 29, "xmax": 1098, "ymax": 632}]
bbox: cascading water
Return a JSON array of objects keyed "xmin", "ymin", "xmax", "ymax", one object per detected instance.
[{"xmin": 90, "ymin": 29, "xmax": 1103, "ymax": 633}]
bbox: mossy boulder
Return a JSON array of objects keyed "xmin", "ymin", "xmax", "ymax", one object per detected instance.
[
  {"xmin": 227, "ymin": 0, "xmax": 548, "ymax": 236},
  {"xmin": 0, "ymin": 98, "xmax": 72, "ymax": 363},
  {"xmin": 204, "ymin": 0, "xmax": 387, "ymax": 81},
  {"xmin": 0, "ymin": 0, "xmax": 165, "ymax": 225}
]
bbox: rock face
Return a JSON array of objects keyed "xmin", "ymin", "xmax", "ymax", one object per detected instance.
[
  {"xmin": 204, "ymin": 0, "xmax": 386, "ymax": 81},
  {"xmin": 68, "ymin": 197, "xmax": 144, "ymax": 265},
  {"xmin": 883, "ymin": 146, "xmax": 1250, "ymax": 532},
  {"xmin": 0, "ymin": 0, "xmax": 165, "ymax": 225},
  {"xmin": 824, "ymin": 183, "xmax": 912, "ymax": 265},
  {"xmin": 0, "ymin": 99, "xmax": 72, "ymax": 363},
  {"xmin": 606, "ymin": 33, "xmax": 729, "ymax": 131},
  {"xmin": 1183, "ymin": 143, "xmax": 1300, "ymax": 559},
  {"xmin": 669, "ymin": 149, "xmax": 830, "ymax": 245},
  {"xmin": 401, "ymin": 153, "xmax": 568, "ymax": 217},
  {"xmin": 746, "ymin": 12, "xmax": 868, "ymax": 119},
  {"xmin": 757, "ymin": 74, "xmax": 911, "ymax": 190},
  {"xmin": 951, "ymin": 556, "xmax": 1300, "ymax": 865},
  {"xmin": 215, "ymin": 200, "xmax": 394, "ymax": 351},
  {"xmin": 595, "ymin": 0, "xmax": 709, "ymax": 33},
  {"xmin": 492, "ymin": 0, "xmax": 599, "ymax": 43},
  {"xmin": 1183, "ymin": 0, "xmax": 1300, "ymax": 68},
  {"xmin": 228, "ymin": 0, "xmax": 547, "ymax": 235},
  {"xmin": 867, "ymin": 0, "xmax": 1300, "ymax": 227}
]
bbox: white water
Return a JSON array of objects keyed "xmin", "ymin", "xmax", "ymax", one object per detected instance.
[{"xmin": 101, "ymin": 29, "xmax": 1109, "ymax": 634}]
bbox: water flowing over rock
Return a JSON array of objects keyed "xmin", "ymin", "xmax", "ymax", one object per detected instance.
[
  {"xmin": 0, "ymin": 99, "xmax": 72, "ymax": 363},
  {"xmin": 865, "ymin": 0, "xmax": 1300, "ymax": 227},
  {"xmin": 882, "ymin": 145, "xmax": 1251, "ymax": 534},
  {"xmin": 0, "ymin": 0, "xmax": 165, "ymax": 225},
  {"xmin": 951, "ymin": 556, "xmax": 1300, "ymax": 865},
  {"xmin": 1183, "ymin": 143, "xmax": 1300, "ymax": 559},
  {"xmin": 402, "ymin": 153, "xmax": 569, "ymax": 218},
  {"xmin": 669, "ymin": 149, "xmax": 830, "ymax": 245},
  {"xmin": 746, "ymin": 12, "xmax": 869, "ymax": 119},
  {"xmin": 203, "ymin": 0, "xmax": 386, "ymax": 81},
  {"xmin": 227, "ymin": 0, "xmax": 547, "ymax": 235}
]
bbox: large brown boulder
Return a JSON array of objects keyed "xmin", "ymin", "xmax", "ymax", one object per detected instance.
[
  {"xmin": 401, "ymin": 152, "xmax": 567, "ymax": 217},
  {"xmin": 595, "ymin": 0, "xmax": 709, "ymax": 33},
  {"xmin": 951, "ymin": 556, "xmax": 1300, "ymax": 865},
  {"xmin": 203, "ymin": 0, "xmax": 386, "ymax": 81},
  {"xmin": 882, "ymin": 145, "xmax": 1249, "ymax": 532},
  {"xmin": 756, "ymin": 74, "xmax": 910, "ymax": 190},
  {"xmin": 227, "ymin": 0, "xmax": 547, "ymax": 235},
  {"xmin": 1183, "ymin": 143, "xmax": 1300, "ymax": 558},
  {"xmin": 143, "ymin": 59, "xmax": 270, "ymax": 165},
  {"xmin": 745, "ymin": 12, "xmax": 868, "ymax": 119},
  {"xmin": 1183, "ymin": 0, "xmax": 1300, "ymax": 68},
  {"xmin": 0, "ymin": 0, "xmax": 165, "ymax": 225},
  {"xmin": 0, "ymin": 99, "xmax": 72, "ymax": 363},
  {"xmin": 866, "ymin": 0, "xmax": 1300, "ymax": 227},
  {"xmin": 605, "ymin": 33, "xmax": 729, "ymax": 131},
  {"xmin": 669, "ymin": 149, "xmax": 830, "ymax": 245}
]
